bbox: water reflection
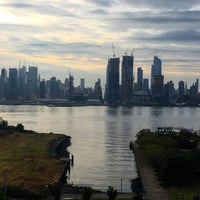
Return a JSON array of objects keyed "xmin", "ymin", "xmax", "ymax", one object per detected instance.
[{"xmin": 0, "ymin": 105, "xmax": 200, "ymax": 192}]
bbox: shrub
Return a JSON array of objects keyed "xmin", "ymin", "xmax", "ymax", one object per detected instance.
[
  {"xmin": 107, "ymin": 186, "xmax": 118, "ymax": 200},
  {"xmin": 81, "ymin": 187, "xmax": 93, "ymax": 200}
]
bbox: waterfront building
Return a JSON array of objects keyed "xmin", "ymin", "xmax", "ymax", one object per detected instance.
[
  {"xmin": 121, "ymin": 54, "xmax": 134, "ymax": 104},
  {"xmin": 132, "ymin": 91, "xmax": 151, "ymax": 104},
  {"xmin": 137, "ymin": 67, "xmax": 143, "ymax": 91},
  {"xmin": 105, "ymin": 57, "xmax": 120, "ymax": 104}
]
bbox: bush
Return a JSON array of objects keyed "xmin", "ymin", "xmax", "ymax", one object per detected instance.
[
  {"xmin": 107, "ymin": 186, "xmax": 118, "ymax": 200},
  {"xmin": 6, "ymin": 185, "xmax": 42, "ymax": 199},
  {"xmin": 136, "ymin": 129, "xmax": 200, "ymax": 187},
  {"xmin": 16, "ymin": 123, "xmax": 24, "ymax": 132},
  {"xmin": 81, "ymin": 187, "xmax": 93, "ymax": 200}
]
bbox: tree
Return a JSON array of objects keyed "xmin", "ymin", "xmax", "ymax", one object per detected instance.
[
  {"xmin": 107, "ymin": 186, "xmax": 118, "ymax": 200},
  {"xmin": 0, "ymin": 120, "xmax": 8, "ymax": 130},
  {"xmin": 81, "ymin": 187, "xmax": 93, "ymax": 200},
  {"xmin": 16, "ymin": 123, "xmax": 24, "ymax": 132},
  {"xmin": 51, "ymin": 183, "xmax": 62, "ymax": 200}
]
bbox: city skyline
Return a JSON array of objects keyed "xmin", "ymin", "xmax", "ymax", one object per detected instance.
[{"xmin": 0, "ymin": 1, "xmax": 200, "ymax": 87}]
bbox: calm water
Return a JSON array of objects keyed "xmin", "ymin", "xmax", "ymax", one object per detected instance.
[{"xmin": 0, "ymin": 105, "xmax": 200, "ymax": 192}]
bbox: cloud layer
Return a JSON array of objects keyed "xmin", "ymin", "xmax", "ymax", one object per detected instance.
[{"xmin": 0, "ymin": 0, "xmax": 199, "ymax": 87}]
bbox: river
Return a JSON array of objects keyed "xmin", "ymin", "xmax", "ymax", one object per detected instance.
[{"xmin": 0, "ymin": 105, "xmax": 199, "ymax": 192}]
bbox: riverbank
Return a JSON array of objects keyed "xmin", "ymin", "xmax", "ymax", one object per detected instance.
[{"xmin": 0, "ymin": 129, "xmax": 71, "ymax": 194}]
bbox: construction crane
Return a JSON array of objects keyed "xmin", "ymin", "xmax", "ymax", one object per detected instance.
[{"xmin": 131, "ymin": 48, "xmax": 135, "ymax": 56}]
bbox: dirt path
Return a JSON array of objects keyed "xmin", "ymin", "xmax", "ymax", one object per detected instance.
[{"xmin": 133, "ymin": 143, "xmax": 169, "ymax": 200}]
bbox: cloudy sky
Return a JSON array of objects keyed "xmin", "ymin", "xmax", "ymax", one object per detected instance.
[{"xmin": 0, "ymin": 0, "xmax": 200, "ymax": 88}]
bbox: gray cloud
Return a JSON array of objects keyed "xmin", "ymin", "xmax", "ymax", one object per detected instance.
[
  {"xmin": 88, "ymin": 0, "xmax": 115, "ymax": 7},
  {"xmin": 0, "ymin": 2, "xmax": 36, "ymax": 8},
  {"xmin": 104, "ymin": 10, "xmax": 200, "ymax": 33},
  {"xmin": 0, "ymin": 2, "xmax": 75, "ymax": 17},
  {"xmin": 88, "ymin": 8, "xmax": 108, "ymax": 15},
  {"xmin": 17, "ymin": 39, "xmax": 103, "ymax": 57},
  {"xmin": 120, "ymin": 0, "xmax": 200, "ymax": 10},
  {"xmin": 155, "ymin": 30, "xmax": 200, "ymax": 41}
]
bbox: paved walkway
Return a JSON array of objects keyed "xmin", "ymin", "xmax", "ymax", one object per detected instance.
[
  {"xmin": 133, "ymin": 143, "xmax": 169, "ymax": 200},
  {"xmin": 60, "ymin": 192, "xmax": 133, "ymax": 200}
]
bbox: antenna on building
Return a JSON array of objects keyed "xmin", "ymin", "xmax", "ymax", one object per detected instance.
[
  {"xmin": 112, "ymin": 42, "xmax": 115, "ymax": 57},
  {"xmin": 125, "ymin": 45, "xmax": 130, "ymax": 56},
  {"xmin": 19, "ymin": 58, "xmax": 21, "ymax": 68}
]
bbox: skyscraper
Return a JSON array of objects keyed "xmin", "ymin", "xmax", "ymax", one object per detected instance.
[
  {"xmin": 121, "ymin": 54, "xmax": 134, "ymax": 104},
  {"xmin": 68, "ymin": 74, "xmax": 74, "ymax": 99},
  {"xmin": 50, "ymin": 77, "xmax": 60, "ymax": 99},
  {"xmin": 143, "ymin": 78, "xmax": 149, "ymax": 91},
  {"xmin": 18, "ymin": 66, "xmax": 27, "ymax": 100},
  {"xmin": 94, "ymin": 78, "xmax": 102, "ymax": 101},
  {"xmin": 39, "ymin": 79, "xmax": 46, "ymax": 98},
  {"xmin": 178, "ymin": 81, "xmax": 185, "ymax": 100},
  {"xmin": 8, "ymin": 68, "xmax": 18, "ymax": 100},
  {"xmin": 164, "ymin": 81, "xmax": 175, "ymax": 104},
  {"xmin": 27, "ymin": 66, "xmax": 38, "ymax": 101},
  {"xmin": 0, "ymin": 68, "xmax": 8, "ymax": 99},
  {"xmin": 151, "ymin": 56, "xmax": 164, "ymax": 103},
  {"xmin": 1, "ymin": 68, "xmax": 7, "ymax": 83},
  {"xmin": 151, "ymin": 75, "xmax": 164, "ymax": 103},
  {"xmin": 105, "ymin": 57, "xmax": 120, "ymax": 104},
  {"xmin": 80, "ymin": 78, "xmax": 85, "ymax": 89},
  {"xmin": 151, "ymin": 56, "xmax": 162, "ymax": 87},
  {"xmin": 137, "ymin": 67, "xmax": 143, "ymax": 91}
]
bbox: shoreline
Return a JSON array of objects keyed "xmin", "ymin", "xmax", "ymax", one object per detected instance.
[{"xmin": 131, "ymin": 142, "xmax": 169, "ymax": 200}]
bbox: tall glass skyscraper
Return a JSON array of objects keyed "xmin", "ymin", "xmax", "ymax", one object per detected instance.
[
  {"xmin": 105, "ymin": 57, "xmax": 120, "ymax": 104},
  {"xmin": 151, "ymin": 56, "xmax": 164, "ymax": 103},
  {"xmin": 137, "ymin": 67, "xmax": 143, "ymax": 91},
  {"xmin": 151, "ymin": 56, "xmax": 162, "ymax": 86},
  {"xmin": 121, "ymin": 54, "xmax": 134, "ymax": 104}
]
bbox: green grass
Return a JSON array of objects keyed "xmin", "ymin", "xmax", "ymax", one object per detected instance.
[
  {"xmin": 168, "ymin": 186, "xmax": 199, "ymax": 200},
  {"xmin": 0, "ymin": 132, "xmax": 67, "ymax": 193}
]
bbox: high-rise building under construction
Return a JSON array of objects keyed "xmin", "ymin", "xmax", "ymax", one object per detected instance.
[
  {"xmin": 105, "ymin": 57, "xmax": 120, "ymax": 104},
  {"xmin": 121, "ymin": 54, "xmax": 134, "ymax": 104}
]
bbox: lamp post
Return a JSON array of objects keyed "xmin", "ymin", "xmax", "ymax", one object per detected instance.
[
  {"xmin": 121, "ymin": 179, "xmax": 123, "ymax": 193},
  {"xmin": 46, "ymin": 185, "xmax": 52, "ymax": 200},
  {"xmin": 3, "ymin": 169, "xmax": 7, "ymax": 199}
]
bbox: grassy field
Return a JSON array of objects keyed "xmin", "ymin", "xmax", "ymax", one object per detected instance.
[
  {"xmin": 168, "ymin": 186, "xmax": 199, "ymax": 200},
  {"xmin": 0, "ymin": 132, "xmax": 68, "ymax": 193}
]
